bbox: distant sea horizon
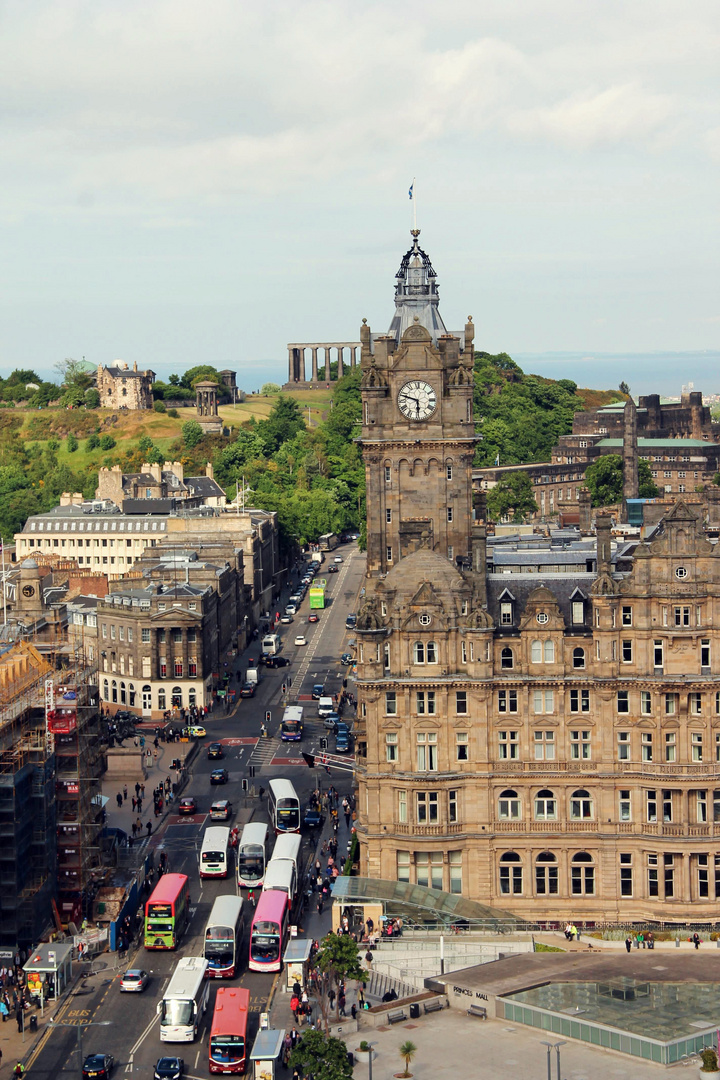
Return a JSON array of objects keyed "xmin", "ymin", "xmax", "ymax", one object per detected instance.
[{"xmin": 513, "ymin": 351, "xmax": 720, "ymax": 398}]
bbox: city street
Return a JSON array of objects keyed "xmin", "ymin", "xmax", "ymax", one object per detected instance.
[{"xmin": 23, "ymin": 542, "xmax": 365, "ymax": 1080}]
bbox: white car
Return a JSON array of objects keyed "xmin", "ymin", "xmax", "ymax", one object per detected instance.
[
  {"xmin": 334, "ymin": 556, "xmax": 343, "ymax": 563},
  {"xmin": 294, "ymin": 635, "xmax": 307, "ymax": 646},
  {"xmin": 285, "ymin": 604, "xmax": 298, "ymax": 615}
]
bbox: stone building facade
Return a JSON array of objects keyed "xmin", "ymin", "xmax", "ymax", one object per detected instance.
[
  {"xmin": 355, "ymin": 231, "xmax": 720, "ymax": 923},
  {"xmin": 96, "ymin": 361, "xmax": 154, "ymax": 409}
]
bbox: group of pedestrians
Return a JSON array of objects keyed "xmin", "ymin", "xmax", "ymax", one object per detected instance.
[{"xmin": 624, "ymin": 931, "xmax": 656, "ymax": 951}]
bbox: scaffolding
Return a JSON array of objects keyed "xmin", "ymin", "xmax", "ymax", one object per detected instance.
[{"xmin": 0, "ymin": 640, "xmax": 103, "ymax": 945}]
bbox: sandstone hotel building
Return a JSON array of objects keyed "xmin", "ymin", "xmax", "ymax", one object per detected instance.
[{"xmin": 353, "ymin": 229, "xmax": 720, "ymax": 922}]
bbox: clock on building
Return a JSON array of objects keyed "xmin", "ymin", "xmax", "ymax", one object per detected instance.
[
  {"xmin": 397, "ymin": 380, "xmax": 437, "ymax": 421},
  {"xmin": 22, "ymin": 585, "xmax": 35, "ymax": 598}
]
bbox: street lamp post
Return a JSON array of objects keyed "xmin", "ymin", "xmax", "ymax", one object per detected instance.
[
  {"xmin": 366, "ymin": 1041, "xmax": 377, "ymax": 1080},
  {"xmin": 541, "ymin": 1040, "xmax": 566, "ymax": 1080},
  {"xmin": 47, "ymin": 1019, "xmax": 112, "ymax": 1079}
]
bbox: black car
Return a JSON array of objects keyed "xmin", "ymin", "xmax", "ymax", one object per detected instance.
[
  {"xmin": 154, "ymin": 1059, "xmax": 184, "ymax": 1080},
  {"xmin": 265, "ymin": 655, "xmax": 291, "ymax": 668},
  {"xmin": 303, "ymin": 805, "xmax": 325, "ymax": 829},
  {"xmin": 207, "ymin": 743, "xmax": 224, "ymax": 760},
  {"xmin": 312, "ymin": 683, "xmax": 325, "ymax": 699},
  {"xmin": 240, "ymin": 681, "xmax": 256, "ymax": 697},
  {"xmin": 210, "ymin": 768, "xmax": 229, "ymax": 785},
  {"xmin": 340, "ymin": 653, "xmax": 355, "ymax": 666},
  {"xmin": 82, "ymin": 1054, "xmax": 114, "ymax": 1080},
  {"xmin": 327, "ymin": 565, "xmax": 339, "ymax": 573}
]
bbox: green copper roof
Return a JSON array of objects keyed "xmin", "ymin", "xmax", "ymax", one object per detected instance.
[{"xmin": 596, "ymin": 438, "xmax": 711, "ymax": 448}]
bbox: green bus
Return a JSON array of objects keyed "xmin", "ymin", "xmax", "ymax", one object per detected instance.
[
  {"xmin": 144, "ymin": 873, "xmax": 191, "ymax": 949},
  {"xmin": 309, "ymin": 586, "xmax": 325, "ymax": 609}
]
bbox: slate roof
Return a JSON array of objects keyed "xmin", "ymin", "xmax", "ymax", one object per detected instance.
[{"xmin": 486, "ymin": 574, "xmax": 599, "ymax": 631}]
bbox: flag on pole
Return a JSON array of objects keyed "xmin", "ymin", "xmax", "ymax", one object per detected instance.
[{"xmin": 408, "ymin": 181, "xmax": 414, "ymax": 200}]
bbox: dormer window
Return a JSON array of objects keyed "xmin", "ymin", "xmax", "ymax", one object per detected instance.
[{"xmin": 500, "ymin": 602, "xmax": 513, "ymax": 625}]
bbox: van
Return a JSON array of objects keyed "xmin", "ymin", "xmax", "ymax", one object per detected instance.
[
  {"xmin": 317, "ymin": 696, "xmax": 335, "ymax": 718},
  {"xmin": 262, "ymin": 634, "xmax": 280, "ymax": 655}
]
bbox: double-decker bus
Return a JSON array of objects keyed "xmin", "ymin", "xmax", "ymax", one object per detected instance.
[
  {"xmin": 248, "ymin": 889, "xmax": 289, "ymax": 972},
  {"xmin": 280, "ymin": 706, "xmax": 304, "ymax": 742},
  {"xmin": 262, "ymin": 859, "xmax": 297, "ymax": 900},
  {"xmin": 157, "ymin": 956, "xmax": 210, "ymax": 1042},
  {"xmin": 236, "ymin": 822, "xmax": 269, "ymax": 891},
  {"xmin": 200, "ymin": 826, "xmax": 231, "ymax": 879},
  {"xmin": 271, "ymin": 833, "xmax": 301, "ymax": 876},
  {"xmin": 267, "ymin": 778, "xmax": 300, "ymax": 834},
  {"xmin": 204, "ymin": 895, "xmax": 246, "ymax": 978},
  {"xmin": 209, "ymin": 987, "xmax": 250, "ymax": 1074},
  {"xmin": 144, "ymin": 874, "xmax": 191, "ymax": 950}
]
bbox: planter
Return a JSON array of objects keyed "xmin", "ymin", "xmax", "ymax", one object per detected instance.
[
  {"xmin": 354, "ymin": 1050, "xmax": 376, "ymax": 1066},
  {"xmin": 699, "ymin": 1072, "xmax": 720, "ymax": 1080}
]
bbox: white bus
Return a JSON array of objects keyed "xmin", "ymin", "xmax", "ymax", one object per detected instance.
[
  {"xmin": 263, "ymin": 859, "xmax": 297, "ymax": 900},
  {"xmin": 204, "ymin": 894, "xmax": 246, "ymax": 978},
  {"xmin": 157, "ymin": 956, "xmax": 210, "ymax": 1042},
  {"xmin": 271, "ymin": 832, "xmax": 302, "ymax": 876},
  {"xmin": 237, "ymin": 822, "xmax": 269, "ymax": 891},
  {"xmin": 200, "ymin": 827, "xmax": 231, "ymax": 879},
  {"xmin": 267, "ymin": 779, "xmax": 300, "ymax": 834},
  {"xmin": 262, "ymin": 633, "xmax": 281, "ymax": 655},
  {"xmin": 280, "ymin": 706, "xmax": 304, "ymax": 742}
]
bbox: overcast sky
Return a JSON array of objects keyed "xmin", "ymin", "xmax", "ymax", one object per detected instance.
[{"xmin": 0, "ymin": 0, "xmax": 718, "ymax": 393}]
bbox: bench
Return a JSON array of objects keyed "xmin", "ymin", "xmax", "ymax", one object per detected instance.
[
  {"xmin": 387, "ymin": 1010, "xmax": 408, "ymax": 1025},
  {"xmin": 467, "ymin": 1005, "xmax": 487, "ymax": 1020},
  {"xmin": 424, "ymin": 999, "xmax": 446, "ymax": 1014}
]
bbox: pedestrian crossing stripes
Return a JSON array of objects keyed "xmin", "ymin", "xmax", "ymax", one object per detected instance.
[{"xmin": 249, "ymin": 736, "xmax": 280, "ymax": 766}]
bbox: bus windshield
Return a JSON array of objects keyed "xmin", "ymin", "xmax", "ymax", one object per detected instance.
[
  {"xmin": 201, "ymin": 850, "xmax": 224, "ymax": 863},
  {"xmin": 160, "ymin": 998, "xmax": 194, "ymax": 1027},
  {"xmin": 206, "ymin": 924, "xmax": 233, "ymax": 941},
  {"xmin": 281, "ymin": 721, "xmax": 300, "ymax": 734},
  {"xmin": 277, "ymin": 801, "xmax": 299, "ymax": 828},
  {"xmin": 238, "ymin": 852, "xmax": 263, "ymax": 879},
  {"xmin": 210, "ymin": 1035, "xmax": 245, "ymax": 1063},
  {"xmin": 251, "ymin": 924, "xmax": 280, "ymax": 962}
]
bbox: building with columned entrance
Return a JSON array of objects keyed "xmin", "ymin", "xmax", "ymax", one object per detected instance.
[{"xmin": 354, "ymin": 229, "xmax": 720, "ymax": 924}]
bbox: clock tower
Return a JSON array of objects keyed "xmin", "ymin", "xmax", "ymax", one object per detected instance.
[{"xmin": 359, "ymin": 230, "xmax": 479, "ymax": 576}]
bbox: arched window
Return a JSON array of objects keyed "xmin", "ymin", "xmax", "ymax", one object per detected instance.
[
  {"xmin": 103, "ymin": 679, "xmax": 109, "ymax": 701},
  {"xmin": 535, "ymin": 852, "xmax": 558, "ymax": 895},
  {"xmin": 531, "ymin": 640, "xmax": 542, "ymax": 663},
  {"xmin": 501, "ymin": 647, "xmax": 514, "ymax": 670},
  {"xmin": 188, "ymin": 688, "xmax": 196, "ymax": 707},
  {"xmin": 534, "ymin": 789, "xmax": 556, "ymax": 820},
  {"xmin": 413, "ymin": 642, "xmax": 425, "ymax": 664},
  {"xmin": 571, "ymin": 851, "xmax": 595, "ymax": 895},
  {"xmin": 573, "ymin": 647, "xmax": 585, "ymax": 669},
  {"xmin": 111, "ymin": 679, "xmax": 118, "ymax": 704},
  {"xmin": 120, "ymin": 681, "xmax": 127, "ymax": 705},
  {"xmin": 128, "ymin": 683, "xmax": 136, "ymax": 707},
  {"xmin": 499, "ymin": 852, "xmax": 523, "ymax": 895},
  {"xmin": 498, "ymin": 789, "xmax": 521, "ymax": 820},
  {"xmin": 544, "ymin": 640, "xmax": 554, "ymax": 663},
  {"xmin": 158, "ymin": 688, "xmax": 166, "ymax": 710},
  {"xmin": 426, "ymin": 641, "xmax": 438, "ymax": 664},
  {"xmin": 570, "ymin": 789, "xmax": 593, "ymax": 820},
  {"xmin": 171, "ymin": 686, "xmax": 182, "ymax": 707}
]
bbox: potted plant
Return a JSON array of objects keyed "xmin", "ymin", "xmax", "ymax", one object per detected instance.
[
  {"xmin": 354, "ymin": 1041, "xmax": 375, "ymax": 1065},
  {"xmin": 396, "ymin": 1040, "xmax": 417, "ymax": 1079},
  {"xmin": 700, "ymin": 1047, "xmax": 720, "ymax": 1079}
]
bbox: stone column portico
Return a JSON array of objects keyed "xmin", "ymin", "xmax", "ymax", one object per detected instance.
[{"xmin": 284, "ymin": 341, "xmax": 361, "ymax": 388}]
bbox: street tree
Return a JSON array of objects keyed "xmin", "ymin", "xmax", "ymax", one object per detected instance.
[
  {"xmin": 289, "ymin": 1029, "xmax": 353, "ymax": 1080},
  {"xmin": 313, "ymin": 932, "xmax": 366, "ymax": 1029}
]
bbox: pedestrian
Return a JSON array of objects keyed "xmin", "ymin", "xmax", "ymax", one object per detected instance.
[
  {"xmin": 625, "ymin": 935, "xmax": 632, "ymax": 953},
  {"xmin": 0, "ymin": 999, "xmax": 7, "ymax": 1022},
  {"xmin": 116, "ymin": 792, "xmax": 123, "ymax": 808},
  {"xmin": 338, "ymin": 991, "xmax": 346, "ymax": 1017},
  {"xmin": 135, "ymin": 781, "xmax": 141, "ymax": 798},
  {"xmin": 351, "ymin": 1002, "xmax": 357, "ymax": 1020},
  {"xmin": 141, "ymin": 783, "xmax": 145, "ymax": 798},
  {"xmin": 13, "ymin": 1062, "xmax": 24, "ymax": 1078},
  {"xmin": 317, "ymin": 897, "xmax": 324, "ymax": 916},
  {"xmin": 637, "ymin": 931, "xmax": 644, "ymax": 949},
  {"xmin": 131, "ymin": 796, "xmax": 137, "ymax": 812},
  {"xmin": 146, "ymin": 821, "xmax": 152, "ymax": 836},
  {"xmin": 290, "ymin": 994, "xmax": 299, "ymax": 1024},
  {"xmin": 693, "ymin": 932, "xmax": 701, "ymax": 949},
  {"xmin": 248, "ymin": 889, "xmax": 256, "ymax": 907},
  {"xmin": 123, "ymin": 784, "xmax": 128, "ymax": 801}
]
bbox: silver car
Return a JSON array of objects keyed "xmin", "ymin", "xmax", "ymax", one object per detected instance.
[{"xmin": 120, "ymin": 968, "xmax": 149, "ymax": 992}]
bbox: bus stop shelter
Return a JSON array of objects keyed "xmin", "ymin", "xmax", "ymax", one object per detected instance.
[
  {"xmin": 283, "ymin": 938, "xmax": 313, "ymax": 992},
  {"xmin": 249, "ymin": 1028, "xmax": 286, "ymax": 1080},
  {"xmin": 23, "ymin": 942, "xmax": 74, "ymax": 1002}
]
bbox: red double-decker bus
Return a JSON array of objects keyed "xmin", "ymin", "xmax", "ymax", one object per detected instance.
[
  {"xmin": 144, "ymin": 874, "xmax": 190, "ymax": 950},
  {"xmin": 209, "ymin": 987, "xmax": 250, "ymax": 1074}
]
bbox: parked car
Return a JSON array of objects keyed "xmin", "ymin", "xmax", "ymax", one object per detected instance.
[
  {"xmin": 207, "ymin": 743, "xmax": 224, "ymax": 760},
  {"xmin": 294, "ymin": 635, "xmax": 307, "ymax": 646},
  {"xmin": 312, "ymin": 683, "xmax": 324, "ymax": 699},
  {"xmin": 83, "ymin": 1055, "xmax": 114, "ymax": 1080},
  {"xmin": 303, "ymin": 805, "xmax": 325, "ymax": 829},
  {"xmin": 240, "ymin": 681, "xmax": 256, "ymax": 697},
  {"xmin": 280, "ymin": 614, "xmax": 294, "ymax": 624},
  {"xmin": 210, "ymin": 799, "xmax": 233, "ymax": 821},
  {"xmin": 285, "ymin": 604, "xmax": 298, "ymax": 615},
  {"xmin": 210, "ymin": 768, "xmax": 229, "ymax": 785},
  {"xmin": 265, "ymin": 655, "xmax": 291, "ymax": 668},
  {"xmin": 120, "ymin": 969, "xmax": 149, "ymax": 993},
  {"xmin": 154, "ymin": 1060, "xmax": 184, "ymax": 1080},
  {"xmin": 178, "ymin": 797, "xmax": 197, "ymax": 816}
]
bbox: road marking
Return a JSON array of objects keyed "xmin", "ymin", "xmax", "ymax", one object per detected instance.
[
  {"xmin": 130, "ymin": 1010, "xmax": 159, "ymax": 1054},
  {"xmin": 125, "ymin": 1053, "xmax": 134, "ymax": 1073},
  {"xmin": 195, "ymin": 1049, "xmax": 200, "ymax": 1067}
]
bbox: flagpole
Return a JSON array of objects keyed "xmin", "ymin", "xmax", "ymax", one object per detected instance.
[{"xmin": 413, "ymin": 180, "xmax": 417, "ymax": 231}]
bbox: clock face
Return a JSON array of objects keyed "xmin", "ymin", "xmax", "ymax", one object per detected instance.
[
  {"xmin": 397, "ymin": 380, "xmax": 437, "ymax": 421},
  {"xmin": 22, "ymin": 585, "xmax": 35, "ymax": 598}
]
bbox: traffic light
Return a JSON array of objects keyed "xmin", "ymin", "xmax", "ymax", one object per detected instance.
[
  {"xmin": 249, "ymin": 765, "xmax": 256, "ymax": 778},
  {"xmin": 342, "ymin": 678, "xmax": 348, "ymax": 689},
  {"xmin": 265, "ymin": 710, "xmax": 271, "ymax": 723},
  {"xmin": 242, "ymin": 778, "xmax": 248, "ymax": 792},
  {"xmin": 282, "ymin": 683, "xmax": 287, "ymax": 694},
  {"xmin": 320, "ymin": 737, "xmax": 328, "ymax": 750},
  {"xmin": 287, "ymin": 676, "xmax": 292, "ymax": 688}
]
